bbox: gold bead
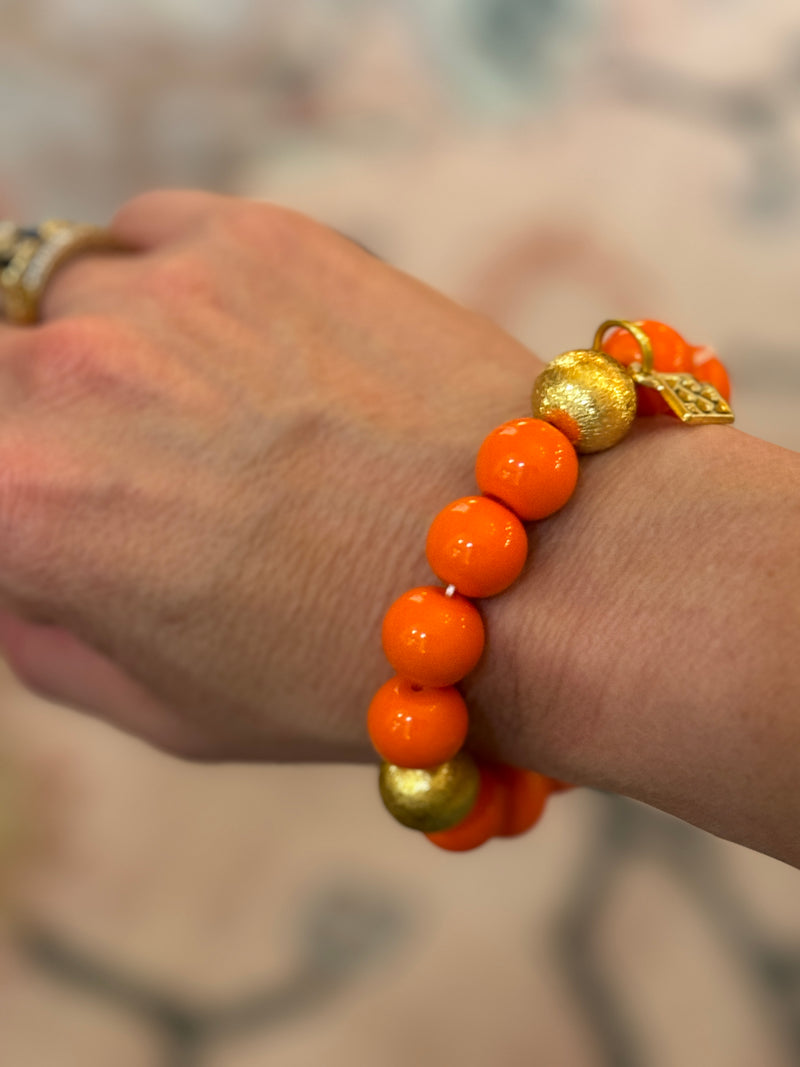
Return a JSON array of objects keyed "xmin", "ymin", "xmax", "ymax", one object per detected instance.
[
  {"xmin": 378, "ymin": 752, "xmax": 480, "ymax": 833},
  {"xmin": 531, "ymin": 349, "xmax": 637, "ymax": 453}
]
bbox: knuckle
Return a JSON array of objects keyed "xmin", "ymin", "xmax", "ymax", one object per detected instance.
[
  {"xmin": 0, "ymin": 438, "xmax": 66, "ymax": 591},
  {"xmin": 112, "ymin": 188, "xmax": 225, "ymax": 233},
  {"xmin": 27, "ymin": 314, "xmax": 214, "ymax": 417},
  {"xmin": 218, "ymin": 199, "xmax": 313, "ymax": 263},
  {"xmin": 139, "ymin": 250, "xmax": 220, "ymax": 309},
  {"xmin": 24, "ymin": 316, "xmax": 129, "ymax": 398},
  {"xmin": 113, "ymin": 189, "xmax": 174, "ymax": 222}
]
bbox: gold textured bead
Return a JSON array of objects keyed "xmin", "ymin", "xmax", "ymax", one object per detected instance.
[
  {"xmin": 378, "ymin": 751, "xmax": 480, "ymax": 833},
  {"xmin": 531, "ymin": 349, "xmax": 637, "ymax": 453}
]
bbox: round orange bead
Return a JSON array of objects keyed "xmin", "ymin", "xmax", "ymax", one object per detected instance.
[
  {"xmin": 691, "ymin": 349, "xmax": 732, "ymax": 402},
  {"xmin": 601, "ymin": 319, "xmax": 693, "ymax": 371},
  {"xmin": 426, "ymin": 765, "xmax": 504, "ymax": 852},
  {"xmin": 494, "ymin": 766, "xmax": 549, "ymax": 837},
  {"xmin": 425, "ymin": 496, "xmax": 528, "ymax": 598},
  {"xmin": 476, "ymin": 418, "xmax": 578, "ymax": 521},
  {"xmin": 367, "ymin": 676, "xmax": 469, "ymax": 768},
  {"xmin": 601, "ymin": 319, "xmax": 691, "ymax": 417},
  {"xmin": 381, "ymin": 586, "xmax": 485, "ymax": 688}
]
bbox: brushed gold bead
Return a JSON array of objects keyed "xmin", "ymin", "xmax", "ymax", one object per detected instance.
[
  {"xmin": 378, "ymin": 752, "xmax": 480, "ymax": 833},
  {"xmin": 531, "ymin": 349, "xmax": 637, "ymax": 453}
]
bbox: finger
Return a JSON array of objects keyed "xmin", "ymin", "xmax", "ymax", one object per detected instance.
[
  {"xmin": 0, "ymin": 611, "xmax": 188, "ymax": 755},
  {"xmin": 0, "ymin": 323, "xmax": 38, "ymax": 408},
  {"xmin": 1, "ymin": 212, "xmax": 152, "ymax": 328},
  {"xmin": 110, "ymin": 188, "xmax": 234, "ymax": 250},
  {"xmin": 38, "ymin": 188, "xmax": 234, "ymax": 318},
  {"xmin": 37, "ymin": 250, "xmax": 144, "ymax": 320},
  {"xmin": 0, "ymin": 318, "xmax": 32, "ymax": 347}
]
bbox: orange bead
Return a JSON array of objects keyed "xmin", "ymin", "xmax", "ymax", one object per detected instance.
[
  {"xmin": 381, "ymin": 586, "xmax": 485, "ymax": 688},
  {"xmin": 367, "ymin": 676, "xmax": 468, "ymax": 768},
  {"xmin": 601, "ymin": 319, "xmax": 693, "ymax": 372},
  {"xmin": 690, "ymin": 348, "xmax": 732, "ymax": 402},
  {"xmin": 601, "ymin": 320, "xmax": 692, "ymax": 417},
  {"xmin": 426, "ymin": 496, "xmax": 528, "ymax": 598},
  {"xmin": 476, "ymin": 417, "xmax": 578, "ymax": 521},
  {"xmin": 425, "ymin": 765, "xmax": 504, "ymax": 851},
  {"xmin": 494, "ymin": 765, "xmax": 549, "ymax": 837}
]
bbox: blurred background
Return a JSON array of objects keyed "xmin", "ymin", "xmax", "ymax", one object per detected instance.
[{"xmin": 1, "ymin": 1, "xmax": 800, "ymax": 1065}]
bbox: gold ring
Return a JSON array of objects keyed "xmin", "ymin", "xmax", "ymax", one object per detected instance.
[{"xmin": 0, "ymin": 219, "xmax": 126, "ymax": 325}]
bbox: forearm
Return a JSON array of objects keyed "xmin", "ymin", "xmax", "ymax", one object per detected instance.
[{"xmin": 464, "ymin": 420, "xmax": 800, "ymax": 864}]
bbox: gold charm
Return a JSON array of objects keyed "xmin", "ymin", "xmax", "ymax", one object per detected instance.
[{"xmin": 593, "ymin": 320, "xmax": 734, "ymax": 425}]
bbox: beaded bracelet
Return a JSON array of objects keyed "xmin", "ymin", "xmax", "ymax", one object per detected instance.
[{"xmin": 368, "ymin": 319, "xmax": 734, "ymax": 852}]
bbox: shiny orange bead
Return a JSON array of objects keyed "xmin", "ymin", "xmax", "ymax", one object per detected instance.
[
  {"xmin": 367, "ymin": 676, "xmax": 469, "ymax": 768},
  {"xmin": 601, "ymin": 319, "xmax": 692, "ymax": 417},
  {"xmin": 425, "ymin": 496, "xmax": 528, "ymax": 598},
  {"xmin": 476, "ymin": 417, "xmax": 578, "ymax": 521},
  {"xmin": 690, "ymin": 348, "xmax": 732, "ymax": 402},
  {"xmin": 493, "ymin": 766, "xmax": 549, "ymax": 836},
  {"xmin": 426, "ymin": 765, "xmax": 504, "ymax": 851},
  {"xmin": 381, "ymin": 586, "xmax": 485, "ymax": 688},
  {"xmin": 602, "ymin": 319, "xmax": 693, "ymax": 371}
]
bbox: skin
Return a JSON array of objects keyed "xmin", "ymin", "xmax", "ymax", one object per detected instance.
[{"xmin": 0, "ymin": 191, "xmax": 797, "ymax": 865}]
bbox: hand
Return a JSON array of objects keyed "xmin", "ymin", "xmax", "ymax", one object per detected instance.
[
  {"xmin": 1, "ymin": 190, "xmax": 799, "ymax": 867},
  {"xmin": 0, "ymin": 190, "xmax": 538, "ymax": 761}
]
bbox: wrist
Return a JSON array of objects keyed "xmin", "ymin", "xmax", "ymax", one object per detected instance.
[{"xmin": 467, "ymin": 419, "xmax": 800, "ymax": 863}]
